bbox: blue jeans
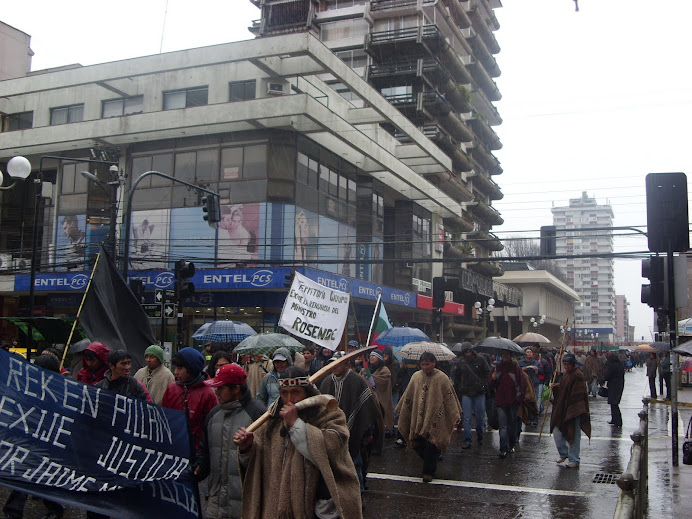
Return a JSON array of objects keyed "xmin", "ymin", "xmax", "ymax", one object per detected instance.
[
  {"xmin": 553, "ymin": 415, "xmax": 581, "ymax": 464},
  {"xmin": 462, "ymin": 394, "xmax": 486, "ymax": 442},
  {"xmin": 496, "ymin": 403, "xmax": 518, "ymax": 453},
  {"xmin": 353, "ymin": 452, "xmax": 365, "ymax": 494}
]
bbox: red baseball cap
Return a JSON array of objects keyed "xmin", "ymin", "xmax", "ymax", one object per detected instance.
[{"xmin": 204, "ymin": 363, "xmax": 247, "ymax": 387}]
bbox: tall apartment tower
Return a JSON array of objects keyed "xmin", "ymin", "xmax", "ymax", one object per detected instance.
[
  {"xmin": 552, "ymin": 192, "xmax": 615, "ymax": 345},
  {"xmin": 614, "ymin": 294, "xmax": 631, "ymax": 346},
  {"xmin": 249, "ymin": 0, "xmax": 506, "ymax": 302}
]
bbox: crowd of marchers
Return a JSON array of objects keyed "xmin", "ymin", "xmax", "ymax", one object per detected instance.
[{"xmin": 0, "ymin": 337, "xmax": 638, "ymax": 519}]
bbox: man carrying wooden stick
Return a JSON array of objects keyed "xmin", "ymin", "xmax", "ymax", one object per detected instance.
[{"xmin": 234, "ymin": 365, "xmax": 362, "ymax": 519}]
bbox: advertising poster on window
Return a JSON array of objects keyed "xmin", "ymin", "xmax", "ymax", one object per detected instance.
[
  {"xmin": 294, "ymin": 207, "xmax": 318, "ymax": 266},
  {"xmin": 338, "ymin": 223, "xmax": 355, "ymax": 278},
  {"xmin": 130, "ymin": 209, "xmax": 170, "ymax": 270},
  {"xmin": 278, "ymin": 271, "xmax": 350, "ymax": 350},
  {"xmin": 266, "ymin": 203, "xmax": 293, "ymax": 261},
  {"xmin": 85, "ymin": 219, "xmax": 110, "ymax": 267},
  {"xmin": 217, "ymin": 202, "xmax": 261, "ymax": 265},
  {"xmin": 372, "ymin": 237, "xmax": 383, "ymax": 283},
  {"xmin": 170, "ymin": 207, "xmax": 215, "ymax": 267},
  {"xmin": 55, "ymin": 214, "xmax": 86, "ymax": 271},
  {"xmin": 318, "ymin": 216, "xmax": 338, "ymax": 274}
]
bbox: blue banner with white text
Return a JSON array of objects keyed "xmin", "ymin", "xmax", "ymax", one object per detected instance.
[{"xmin": 0, "ymin": 350, "xmax": 198, "ymax": 519}]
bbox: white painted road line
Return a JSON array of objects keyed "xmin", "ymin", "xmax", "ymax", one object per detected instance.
[
  {"xmin": 519, "ymin": 431, "xmax": 632, "ymax": 442},
  {"xmin": 368, "ymin": 472, "xmax": 592, "ymax": 497}
]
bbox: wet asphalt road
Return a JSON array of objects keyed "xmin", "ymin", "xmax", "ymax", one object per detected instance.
[
  {"xmin": 363, "ymin": 366, "xmax": 688, "ymax": 519},
  {"xmin": 1, "ymin": 366, "xmax": 687, "ymax": 518}
]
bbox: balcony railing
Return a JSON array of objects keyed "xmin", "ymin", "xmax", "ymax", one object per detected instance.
[{"xmin": 367, "ymin": 24, "xmax": 441, "ymax": 46}]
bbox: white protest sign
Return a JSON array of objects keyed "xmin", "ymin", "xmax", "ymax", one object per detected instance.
[{"xmin": 278, "ymin": 271, "xmax": 350, "ymax": 350}]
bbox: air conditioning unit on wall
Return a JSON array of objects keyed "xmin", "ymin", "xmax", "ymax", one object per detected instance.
[
  {"xmin": 266, "ymin": 83, "xmax": 285, "ymax": 95},
  {"xmin": 0, "ymin": 254, "xmax": 11, "ymax": 271},
  {"xmin": 13, "ymin": 258, "xmax": 31, "ymax": 271}
]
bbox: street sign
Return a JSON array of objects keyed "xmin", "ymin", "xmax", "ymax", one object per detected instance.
[
  {"xmin": 164, "ymin": 303, "xmax": 176, "ymax": 318},
  {"xmin": 142, "ymin": 304, "xmax": 162, "ymax": 318},
  {"xmin": 155, "ymin": 289, "xmax": 177, "ymax": 304}
]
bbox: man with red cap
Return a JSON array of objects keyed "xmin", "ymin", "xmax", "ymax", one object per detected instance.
[{"xmin": 195, "ymin": 363, "xmax": 265, "ymax": 519}]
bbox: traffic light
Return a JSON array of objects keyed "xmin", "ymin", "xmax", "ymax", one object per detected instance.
[
  {"xmin": 432, "ymin": 276, "xmax": 446, "ymax": 308},
  {"xmin": 641, "ymin": 256, "xmax": 665, "ymax": 308},
  {"xmin": 284, "ymin": 271, "xmax": 293, "ymax": 289},
  {"xmin": 175, "ymin": 259, "xmax": 195, "ymax": 300},
  {"xmin": 540, "ymin": 225, "xmax": 557, "ymax": 257},
  {"xmin": 129, "ymin": 279, "xmax": 145, "ymax": 304},
  {"xmin": 202, "ymin": 194, "xmax": 220, "ymax": 227},
  {"xmin": 433, "ymin": 308, "xmax": 442, "ymax": 327}
]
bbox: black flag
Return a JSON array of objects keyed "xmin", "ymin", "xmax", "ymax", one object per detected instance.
[{"xmin": 79, "ymin": 246, "xmax": 155, "ymax": 371}]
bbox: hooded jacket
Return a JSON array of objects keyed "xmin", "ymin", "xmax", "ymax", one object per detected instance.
[
  {"xmin": 256, "ymin": 347, "xmax": 293, "ymax": 408},
  {"xmin": 196, "ymin": 390, "xmax": 266, "ymax": 519},
  {"xmin": 76, "ymin": 342, "xmax": 110, "ymax": 385}
]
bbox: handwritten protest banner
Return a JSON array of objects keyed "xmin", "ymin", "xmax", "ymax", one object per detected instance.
[
  {"xmin": 278, "ymin": 271, "xmax": 350, "ymax": 350},
  {"xmin": 0, "ymin": 350, "xmax": 198, "ymax": 519}
]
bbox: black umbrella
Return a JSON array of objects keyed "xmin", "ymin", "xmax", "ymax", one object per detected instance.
[
  {"xmin": 673, "ymin": 342, "xmax": 692, "ymax": 356},
  {"xmin": 451, "ymin": 341, "xmax": 472, "ymax": 354},
  {"xmin": 473, "ymin": 336, "xmax": 524, "ymax": 356},
  {"xmin": 651, "ymin": 341, "xmax": 671, "ymax": 352}
]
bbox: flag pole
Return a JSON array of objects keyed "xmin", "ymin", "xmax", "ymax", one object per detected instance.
[
  {"xmin": 365, "ymin": 294, "xmax": 382, "ymax": 348},
  {"xmin": 348, "ymin": 288, "xmax": 360, "ymax": 349},
  {"xmin": 59, "ymin": 250, "xmax": 102, "ymax": 371},
  {"xmin": 537, "ymin": 318, "xmax": 569, "ymax": 442}
]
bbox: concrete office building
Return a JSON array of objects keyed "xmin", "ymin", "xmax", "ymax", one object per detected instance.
[
  {"xmin": 614, "ymin": 294, "xmax": 632, "ymax": 346},
  {"xmin": 552, "ymin": 192, "xmax": 615, "ymax": 345},
  {"xmin": 0, "ymin": 8, "xmax": 518, "ymax": 345}
]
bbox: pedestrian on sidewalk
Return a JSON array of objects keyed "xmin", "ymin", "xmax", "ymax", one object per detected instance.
[
  {"xmin": 646, "ymin": 352, "xmax": 659, "ymax": 399},
  {"xmin": 134, "ymin": 344, "xmax": 175, "ymax": 405},
  {"xmin": 396, "ymin": 352, "xmax": 461, "ymax": 482},
  {"xmin": 550, "ymin": 353, "xmax": 591, "ymax": 469},
  {"xmin": 660, "ymin": 352, "xmax": 672, "ymax": 400},
  {"xmin": 603, "ymin": 352, "xmax": 625, "ymax": 427}
]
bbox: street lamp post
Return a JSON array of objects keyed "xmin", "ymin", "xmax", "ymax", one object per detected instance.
[
  {"xmin": 81, "ymin": 165, "xmax": 125, "ymax": 259},
  {"xmin": 474, "ymin": 298, "xmax": 495, "ymax": 338},
  {"xmin": 25, "ymin": 155, "xmax": 118, "ymax": 360}
]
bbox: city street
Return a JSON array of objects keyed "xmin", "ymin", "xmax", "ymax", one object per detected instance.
[{"xmin": 1, "ymin": 365, "xmax": 689, "ymax": 518}]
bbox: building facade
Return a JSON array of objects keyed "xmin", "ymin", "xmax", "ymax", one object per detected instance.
[
  {"xmin": 552, "ymin": 192, "xmax": 615, "ymax": 345},
  {"xmin": 614, "ymin": 294, "xmax": 632, "ymax": 346},
  {"xmin": 0, "ymin": 21, "xmax": 32, "ymax": 82},
  {"xmin": 0, "ymin": 29, "xmax": 519, "ymax": 347}
]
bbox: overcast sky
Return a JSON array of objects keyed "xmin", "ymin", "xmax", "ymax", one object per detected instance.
[{"xmin": 4, "ymin": 0, "xmax": 691, "ymax": 341}]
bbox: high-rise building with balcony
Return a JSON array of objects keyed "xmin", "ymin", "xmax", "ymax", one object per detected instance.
[
  {"xmin": 552, "ymin": 192, "xmax": 615, "ymax": 344},
  {"xmin": 249, "ymin": 0, "xmax": 509, "ymax": 330},
  {"xmin": 614, "ymin": 294, "xmax": 631, "ymax": 346}
]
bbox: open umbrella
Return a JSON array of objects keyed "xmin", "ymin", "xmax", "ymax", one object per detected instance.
[
  {"xmin": 192, "ymin": 320, "xmax": 257, "ymax": 343},
  {"xmin": 450, "ymin": 341, "xmax": 472, "ymax": 354},
  {"xmin": 374, "ymin": 327, "xmax": 429, "ymax": 348},
  {"xmin": 672, "ymin": 342, "xmax": 692, "ymax": 356},
  {"xmin": 634, "ymin": 344, "xmax": 657, "ymax": 352},
  {"xmin": 473, "ymin": 336, "xmax": 524, "ymax": 356},
  {"xmin": 398, "ymin": 341, "xmax": 456, "ymax": 362},
  {"xmin": 650, "ymin": 341, "xmax": 670, "ymax": 352},
  {"xmin": 513, "ymin": 332, "xmax": 550, "ymax": 344},
  {"xmin": 70, "ymin": 337, "xmax": 92, "ymax": 354},
  {"xmin": 233, "ymin": 333, "xmax": 304, "ymax": 356},
  {"xmin": 192, "ymin": 322, "xmax": 214, "ymax": 340}
]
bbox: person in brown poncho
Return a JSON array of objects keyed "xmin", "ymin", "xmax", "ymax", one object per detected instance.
[
  {"xmin": 366, "ymin": 350, "xmax": 394, "ymax": 437},
  {"xmin": 550, "ymin": 353, "xmax": 591, "ymax": 469},
  {"xmin": 234, "ymin": 366, "xmax": 363, "ymax": 519},
  {"xmin": 396, "ymin": 351, "xmax": 461, "ymax": 483}
]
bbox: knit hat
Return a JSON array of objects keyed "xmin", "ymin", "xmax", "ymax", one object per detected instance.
[
  {"xmin": 144, "ymin": 345, "xmax": 165, "ymax": 365},
  {"xmin": 173, "ymin": 347, "xmax": 206, "ymax": 376},
  {"xmin": 369, "ymin": 350, "xmax": 384, "ymax": 362},
  {"xmin": 204, "ymin": 363, "xmax": 247, "ymax": 387}
]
